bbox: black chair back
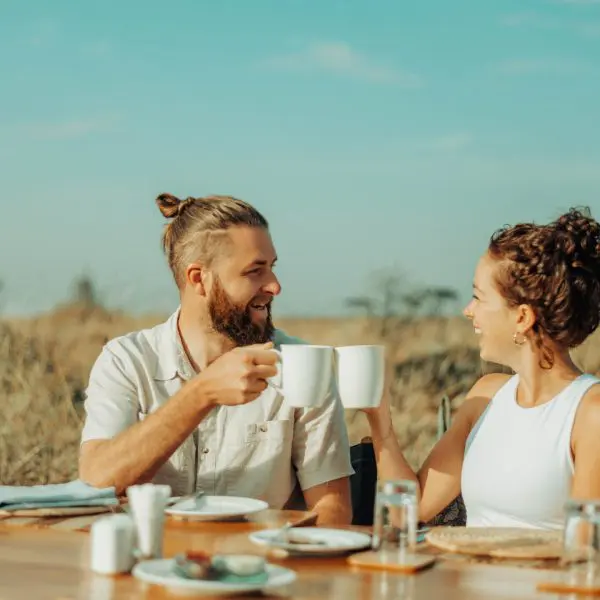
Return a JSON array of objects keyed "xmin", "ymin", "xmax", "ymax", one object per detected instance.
[{"xmin": 349, "ymin": 439, "xmax": 377, "ymax": 525}]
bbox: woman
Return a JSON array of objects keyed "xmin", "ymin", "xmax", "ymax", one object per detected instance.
[{"xmin": 364, "ymin": 208, "xmax": 600, "ymax": 529}]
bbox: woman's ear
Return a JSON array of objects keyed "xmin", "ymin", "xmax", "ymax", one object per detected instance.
[{"xmin": 515, "ymin": 303, "xmax": 537, "ymax": 336}]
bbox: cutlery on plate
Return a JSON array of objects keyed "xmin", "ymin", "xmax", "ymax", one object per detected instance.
[
  {"xmin": 273, "ymin": 512, "xmax": 326, "ymax": 545},
  {"xmin": 166, "ymin": 490, "xmax": 205, "ymax": 507}
]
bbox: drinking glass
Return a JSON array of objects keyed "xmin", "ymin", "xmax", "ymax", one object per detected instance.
[
  {"xmin": 561, "ymin": 499, "xmax": 600, "ymax": 588},
  {"xmin": 371, "ymin": 480, "xmax": 418, "ymax": 561}
]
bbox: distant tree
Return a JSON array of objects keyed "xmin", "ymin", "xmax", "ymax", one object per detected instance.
[
  {"xmin": 401, "ymin": 290, "xmax": 428, "ymax": 318},
  {"xmin": 345, "ymin": 268, "xmax": 408, "ymax": 337},
  {"xmin": 421, "ymin": 286, "xmax": 460, "ymax": 316},
  {"xmin": 345, "ymin": 271, "xmax": 461, "ymax": 343},
  {"xmin": 344, "ymin": 296, "xmax": 376, "ymax": 317},
  {"xmin": 420, "ymin": 286, "xmax": 460, "ymax": 341},
  {"xmin": 68, "ymin": 274, "xmax": 106, "ymax": 323},
  {"xmin": 72, "ymin": 274, "xmax": 100, "ymax": 308},
  {"xmin": 372, "ymin": 271, "xmax": 401, "ymax": 336}
]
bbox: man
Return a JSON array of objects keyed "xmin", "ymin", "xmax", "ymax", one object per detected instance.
[{"xmin": 79, "ymin": 192, "xmax": 354, "ymax": 525}]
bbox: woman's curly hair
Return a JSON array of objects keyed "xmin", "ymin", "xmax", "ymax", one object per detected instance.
[{"xmin": 488, "ymin": 207, "xmax": 600, "ymax": 368}]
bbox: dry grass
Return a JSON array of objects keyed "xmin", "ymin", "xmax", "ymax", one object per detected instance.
[{"xmin": 2, "ymin": 303, "xmax": 600, "ymax": 485}]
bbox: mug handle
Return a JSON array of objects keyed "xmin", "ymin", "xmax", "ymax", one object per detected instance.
[{"xmin": 266, "ymin": 348, "xmax": 283, "ymax": 394}]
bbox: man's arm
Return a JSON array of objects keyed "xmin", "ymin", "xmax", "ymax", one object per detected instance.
[
  {"xmin": 80, "ymin": 385, "xmax": 215, "ymax": 494},
  {"xmin": 79, "ymin": 346, "xmax": 215, "ymax": 494},
  {"xmin": 291, "ymin": 386, "xmax": 355, "ymax": 526},
  {"xmin": 302, "ymin": 476, "xmax": 352, "ymax": 525},
  {"xmin": 80, "ymin": 343, "xmax": 278, "ymax": 495}
]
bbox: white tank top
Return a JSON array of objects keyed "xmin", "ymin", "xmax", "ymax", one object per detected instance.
[{"xmin": 461, "ymin": 373, "xmax": 599, "ymax": 530}]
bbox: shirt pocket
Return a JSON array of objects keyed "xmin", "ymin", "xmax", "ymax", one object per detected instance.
[
  {"xmin": 222, "ymin": 419, "xmax": 293, "ymax": 499},
  {"xmin": 244, "ymin": 419, "xmax": 292, "ymax": 446}
]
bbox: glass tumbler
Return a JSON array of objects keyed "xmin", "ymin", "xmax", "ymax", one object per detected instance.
[
  {"xmin": 561, "ymin": 499, "xmax": 600, "ymax": 588},
  {"xmin": 371, "ymin": 479, "xmax": 418, "ymax": 561}
]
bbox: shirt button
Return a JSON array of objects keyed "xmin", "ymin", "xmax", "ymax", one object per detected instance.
[
  {"xmin": 202, "ymin": 448, "xmax": 210, "ymax": 454},
  {"xmin": 259, "ymin": 425, "xmax": 267, "ymax": 432}
]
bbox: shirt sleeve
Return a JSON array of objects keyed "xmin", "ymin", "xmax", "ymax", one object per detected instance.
[
  {"xmin": 80, "ymin": 344, "xmax": 139, "ymax": 444},
  {"xmin": 292, "ymin": 379, "xmax": 355, "ymax": 491}
]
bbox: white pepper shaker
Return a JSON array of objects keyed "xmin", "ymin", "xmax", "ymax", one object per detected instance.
[{"xmin": 90, "ymin": 514, "xmax": 135, "ymax": 575}]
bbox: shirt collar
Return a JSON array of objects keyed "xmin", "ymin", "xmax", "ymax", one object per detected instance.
[{"xmin": 152, "ymin": 307, "xmax": 196, "ymax": 381}]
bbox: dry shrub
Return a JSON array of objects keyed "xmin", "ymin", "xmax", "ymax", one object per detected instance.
[
  {"xmin": 2, "ymin": 308, "xmax": 600, "ymax": 485},
  {"xmin": 0, "ymin": 322, "xmax": 86, "ymax": 485}
]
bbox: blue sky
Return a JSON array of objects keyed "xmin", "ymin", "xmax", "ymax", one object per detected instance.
[{"xmin": 1, "ymin": 0, "xmax": 600, "ymax": 317}]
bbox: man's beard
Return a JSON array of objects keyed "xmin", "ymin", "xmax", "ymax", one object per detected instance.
[{"xmin": 208, "ymin": 278, "xmax": 274, "ymax": 346}]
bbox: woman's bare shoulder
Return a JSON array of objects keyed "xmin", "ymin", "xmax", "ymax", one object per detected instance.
[{"xmin": 457, "ymin": 372, "xmax": 513, "ymax": 425}]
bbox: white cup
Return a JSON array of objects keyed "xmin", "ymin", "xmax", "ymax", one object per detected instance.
[
  {"xmin": 268, "ymin": 344, "xmax": 333, "ymax": 408},
  {"xmin": 334, "ymin": 345, "xmax": 385, "ymax": 409}
]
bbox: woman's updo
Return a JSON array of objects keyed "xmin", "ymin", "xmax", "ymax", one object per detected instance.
[{"xmin": 488, "ymin": 207, "xmax": 600, "ymax": 367}]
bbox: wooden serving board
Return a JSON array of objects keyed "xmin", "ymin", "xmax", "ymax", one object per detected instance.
[{"xmin": 425, "ymin": 527, "xmax": 563, "ymax": 560}]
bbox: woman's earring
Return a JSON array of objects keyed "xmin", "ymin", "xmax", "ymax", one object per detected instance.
[{"xmin": 512, "ymin": 332, "xmax": 526, "ymax": 346}]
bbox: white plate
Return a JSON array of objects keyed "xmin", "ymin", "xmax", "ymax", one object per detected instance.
[
  {"xmin": 249, "ymin": 527, "xmax": 372, "ymax": 555},
  {"xmin": 132, "ymin": 558, "xmax": 296, "ymax": 595},
  {"xmin": 165, "ymin": 495, "xmax": 269, "ymax": 521}
]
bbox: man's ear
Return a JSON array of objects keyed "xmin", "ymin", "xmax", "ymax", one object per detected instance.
[{"xmin": 185, "ymin": 262, "xmax": 211, "ymax": 298}]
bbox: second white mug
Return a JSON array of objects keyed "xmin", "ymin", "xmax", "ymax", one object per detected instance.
[{"xmin": 334, "ymin": 344, "xmax": 385, "ymax": 409}]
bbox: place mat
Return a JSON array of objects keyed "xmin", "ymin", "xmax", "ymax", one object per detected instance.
[
  {"xmin": 0, "ymin": 516, "xmax": 46, "ymax": 527},
  {"xmin": 425, "ymin": 527, "xmax": 563, "ymax": 560},
  {"xmin": 0, "ymin": 505, "xmax": 113, "ymax": 518},
  {"xmin": 422, "ymin": 546, "xmax": 561, "ymax": 570},
  {"xmin": 348, "ymin": 550, "xmax": 436, "ymax": 573},
  {"xmin": 0, "ymin": 509, "xmax": 119, "ymax": 532}
]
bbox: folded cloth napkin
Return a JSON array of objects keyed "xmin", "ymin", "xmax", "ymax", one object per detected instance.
[{"xmin": 0, "ymin": 479, "xmax": 118, "ymax": 511}]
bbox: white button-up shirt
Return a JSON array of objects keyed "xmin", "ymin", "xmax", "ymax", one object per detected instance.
[{"xmin": 81, "ymin": 310, "xmax": 354, "ymax": 508}]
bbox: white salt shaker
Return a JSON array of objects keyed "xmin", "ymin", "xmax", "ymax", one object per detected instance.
[{"xmin": 90, "ymin": 514, "xmax": 135, "ymax": 575}]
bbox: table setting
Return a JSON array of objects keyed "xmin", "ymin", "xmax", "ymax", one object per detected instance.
[
  {"xmin": 1, "ymin": 344, "xmax": 600, "ymax": 598},
  {"xmin": 2, "ymin": 474, "xmax": 600, "ymax": 598}
]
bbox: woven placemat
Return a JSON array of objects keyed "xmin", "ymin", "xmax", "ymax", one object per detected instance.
[{"xmin": 426, "ymin": 527, "xmax": 563, "ymax": 560}]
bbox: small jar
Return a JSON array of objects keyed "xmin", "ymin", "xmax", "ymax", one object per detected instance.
[{"xmin": 90, "ymin": 514, "xmax": 136, "ymax": 575}]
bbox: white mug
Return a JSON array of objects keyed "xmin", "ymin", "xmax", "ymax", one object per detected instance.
[
  {"xmin": 268, "ymin": 344, "xmax": 333, "ymax": 408},
  {"xmin": 334, "ymin": 345, "xmax": 385, "ymax": 409}
]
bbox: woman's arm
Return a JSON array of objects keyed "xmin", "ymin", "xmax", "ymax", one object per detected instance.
[
  {"xmin": 570, "ymin": 385, "xmax": 600, "ymax": 500},
  {"xmin": 365, "ymin": 373, "xmax": 509, "ymax": 523}
]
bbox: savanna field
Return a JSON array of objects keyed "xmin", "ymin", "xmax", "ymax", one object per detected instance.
[{"xmin": 3, "ymin": 301, "xmax": 600, "ymax": 487}]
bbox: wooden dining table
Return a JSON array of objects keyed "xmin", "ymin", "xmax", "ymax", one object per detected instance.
[{"xmin": 0, "ymin": 508, "xmax": 573, "ymax": 600}]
